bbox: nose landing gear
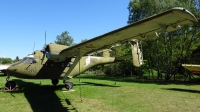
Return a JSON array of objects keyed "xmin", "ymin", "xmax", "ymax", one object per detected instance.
[{"xmin": 3, "ymin": 76, "xmax": 18, "ymax": 91}]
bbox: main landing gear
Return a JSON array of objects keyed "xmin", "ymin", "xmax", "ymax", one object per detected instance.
[
  {"xmin": 51, "ymin": 79, "xmax": 59, "ymax": 86},
  {"xmin": 3, "ymin": 77, "xmax": 73, "ymax": 91},
  {"xmin": 3, "ymin": 76, "xmax": 18, "ymax": 91},
  {"xmin": 64, "ymin": 81, "xmax": 73, "ymax": 91},
  {"xmin": 51, "ymin": 79, "xmax": 73, "ymax": 91}
]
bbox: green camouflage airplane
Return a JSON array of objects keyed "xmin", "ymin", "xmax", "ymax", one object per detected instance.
[{"xmin": 5, "ymin": 7, "xmax": 198, "ymax": 91}]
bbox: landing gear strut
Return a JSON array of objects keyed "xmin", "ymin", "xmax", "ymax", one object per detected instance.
[
  {"xmin": 63, "ymin": 81, "xmax": 73, "ymax": 90},
  {"xmin": 3, "ymin": 76, "xmax": 18, "ymax": 91}
]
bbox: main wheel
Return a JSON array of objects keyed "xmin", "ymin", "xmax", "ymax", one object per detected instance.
[
  {"xmin": 5, "ymin": 81, "xmax": 16, "ymax": 90},
  {"xmin": 51, "ymin": 79, "xmax": 59, "ymax": 86},
  {"xmin": 64, "ymin": 82, "xmax": 73, "ymax": 90}
]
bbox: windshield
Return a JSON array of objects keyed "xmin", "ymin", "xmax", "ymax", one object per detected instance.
[
  {"xmin": 11, "ymin": 57, "xmax": 37, "ymax": 66},
  {"xmin": 22, "ymin": 57, "xmax": 37, "ymax": 64}
]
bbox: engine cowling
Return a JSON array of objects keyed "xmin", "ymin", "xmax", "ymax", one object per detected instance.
[{"xmin": 45, "ymin": 43, "xmax": 69, "ymax": 61}]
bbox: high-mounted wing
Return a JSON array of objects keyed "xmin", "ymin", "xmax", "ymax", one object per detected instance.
[
  {"xmin": 59, "ymin": 7, "xmax": 197, "ymax": 61},
  {"xmin": 56, "ymin": 7, "xmax": 198, "ymax": 78}
]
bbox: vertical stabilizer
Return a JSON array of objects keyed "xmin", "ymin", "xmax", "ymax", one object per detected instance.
[
  {"xmin": 102, "ymin": 49, "xmax": 110, "ymax": 57},
  {"xmin": 131, "ymin": 39, "xmax": 143, "ymax": 67}
]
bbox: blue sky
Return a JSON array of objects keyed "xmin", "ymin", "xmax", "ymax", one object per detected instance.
[{"xmin": 0, "ymin": 0, "xmax": 130, "ymax": 59}]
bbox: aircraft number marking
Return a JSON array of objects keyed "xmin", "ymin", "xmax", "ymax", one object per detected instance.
[{"xmin": 24, "ymin": 67, "xmax": 37, "ymax": 73}]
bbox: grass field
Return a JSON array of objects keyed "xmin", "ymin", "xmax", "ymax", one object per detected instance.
[{"xmin": 0, "ymin": 73, "xmax": 200, "ymax": 112}]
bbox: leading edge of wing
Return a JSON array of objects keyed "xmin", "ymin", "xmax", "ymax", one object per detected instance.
[{"xmin": 59, "ymin": 7, "xmax": 198, "ymax": 60}]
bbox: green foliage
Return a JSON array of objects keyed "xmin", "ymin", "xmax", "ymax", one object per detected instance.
[
  {"xmin": 126, "ymin": 0, "xmax": 200, "ymax": 79},
  {"xmin": 81, "ymin": 39, "xmax": 88, "ymax": 43},
  {"xmin": 12, "ymin": 56, "xmax": 20, "ymax": 63},
  {"xmin": 0, "ymin": 57, "xmax": 12, "ymax": 64},
  {"xmin": 55, "ymin": 31, "xmax": 74, "ymax": 46}
]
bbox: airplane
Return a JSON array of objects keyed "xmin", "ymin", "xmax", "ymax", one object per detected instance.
[
  {"xmin": 0, "ymin": 64, "xmax": 9, "ymax": 76},
  {"xmin": 5, "ymin": 7, "xmax": 198, "ymax": 91},
  {"xmin": 182, "ymin": 64, "xmax": 200, "ymax": 75}
]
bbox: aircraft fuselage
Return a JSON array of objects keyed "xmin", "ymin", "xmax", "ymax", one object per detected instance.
[{"xmin": 7, "ymin": 50, "xmax": 115, "ymax": 79}]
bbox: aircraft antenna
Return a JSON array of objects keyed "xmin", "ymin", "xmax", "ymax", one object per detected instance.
[{"xmin": 33, "ymin": 42, "xmax": 35, "ymax": 52}]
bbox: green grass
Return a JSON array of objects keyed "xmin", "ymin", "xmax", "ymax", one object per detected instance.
[{"xmin": 0, "ymin": 73, "xmax": 200, "ymax": 112}]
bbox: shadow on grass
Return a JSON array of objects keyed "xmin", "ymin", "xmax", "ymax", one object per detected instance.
[
  {"xmin": 82, "ymin": 81, "xmax": 120, "ymax": 87},
  {"xmin": 163, "ymin": 88, "xmax": 200, "ymax": 94},
  {"xmin": 13, "ymin": 79, "xmax": 78, "ymax": 112},
  {"xmin": 78, "ymin": 75, "xmax": 200, "ymax": 85},
  {"xmin": 0, "ymin": 74, "xmax": 6, "ymax": 77}
]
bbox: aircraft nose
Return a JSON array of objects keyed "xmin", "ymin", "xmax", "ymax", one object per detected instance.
[{"xmin": 6, "ymin": 66, "xmax": 17, "ymax": 75}]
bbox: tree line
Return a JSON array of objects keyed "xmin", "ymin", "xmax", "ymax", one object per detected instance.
[{"xmin": 0, "ymin": 56, "xmax": 19, "ymax": 64}]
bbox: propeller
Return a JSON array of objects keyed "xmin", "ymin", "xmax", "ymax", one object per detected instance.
[{"xmin": 41, "ymin": 49, "xmax": 46, "ymax": 64}]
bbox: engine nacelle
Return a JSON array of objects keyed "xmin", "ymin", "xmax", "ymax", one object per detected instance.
[{"xmin": 45, "ymin": 43, "xmax": 69, "ymax": 61}]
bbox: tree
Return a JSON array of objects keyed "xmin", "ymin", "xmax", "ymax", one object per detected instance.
[
  {"xmin": 13, "ymin": 56, "xmax": 20, "ymax": 63},
  {"xmin": 55, "ymin": 31, "xmax": 74, "ymax": 46},
  {"xmin": 81, "ymin": 39, "xmax": 88, "ymax": 43},
  {"xmin": 0, "ymin": 57, "xmax": 12, "ymax": 64},
  {"xmin": 127, "ymin": 0, "xmax": 200, "ymax": 79}
]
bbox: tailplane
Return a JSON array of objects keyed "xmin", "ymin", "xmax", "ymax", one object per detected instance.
[{"xmin": 102, "ymin": 49, "xmax": 110, "ymax": 57}]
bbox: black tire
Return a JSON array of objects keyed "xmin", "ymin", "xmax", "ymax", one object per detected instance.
[
  {"xmin": 68, "ymin": 82, "xmax": 73, "ymax": 89},
  {"xmin": 5, "ymin": 81, "xmax": 16, "ymax": 90},
  {"xmin": 65, "ymin": 83, "xmax": 71, "ymax": 90},
  {"xmin": 51, "ymin": 79, "xmax": 59, "ymax": 86}
]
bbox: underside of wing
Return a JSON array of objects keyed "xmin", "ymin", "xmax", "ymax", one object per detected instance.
[
  {"xmin": 59, "ymin": 7, "xmax": 198, "ymax": 61},
  {"xmin": 182, "ymin": 64, "xmax": 200, "ymax": 74}
]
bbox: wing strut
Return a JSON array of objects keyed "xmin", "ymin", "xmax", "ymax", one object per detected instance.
[{"xmin": 63, "ymin": 49, "xmax": 84, "ymax": 79}]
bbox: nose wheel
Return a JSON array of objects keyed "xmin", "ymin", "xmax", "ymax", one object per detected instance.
[
  {"xmin": 5, "ymin": 81, "xmax": 16, "ymax": 90},
  {"xmin": 3, "ymin": 76, "xmax": 18, "ymax": 91}
]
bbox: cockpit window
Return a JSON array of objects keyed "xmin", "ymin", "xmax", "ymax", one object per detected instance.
[
  {"xmin": 11, "ymin": 57, "xmax": 37, "ymax": 66},
  {"xmin": 21, "ymin": 57, "xmax": 27, "ymax": 63},
  {"xmin": 24, "ymin": 58, "xmax": 37, "ymax": 64}
]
